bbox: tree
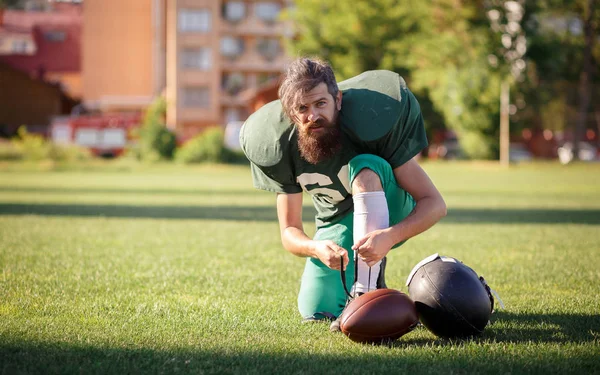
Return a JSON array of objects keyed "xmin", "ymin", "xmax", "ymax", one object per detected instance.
[
  {"xmin": 137, "ymin": 97, "xmax": 177, "ymax": 161},
  {"xmin": 574, "ymin": 0, "xmax": 597, "ymax": 160},
  {"xmin": 0, "ymin": 0, "xmax": 31, "ymax": 9},
  {"xmin": 282, "ymin": 0, "xmax": 414, "ymax": 80},
  {"xmin": 399, "ymin": 0, "xmax": 504, "ymax": 159},
  {"xmin": 485, "ymin": 0, "xmax": 528, "ymax": 165},
  {"xmin": 284, "ymin": 0, "xmax": 504, "ymax": 159},
  {"xmin": 523, "ymin": 0, "xmax": 599, "ymax": 160}
]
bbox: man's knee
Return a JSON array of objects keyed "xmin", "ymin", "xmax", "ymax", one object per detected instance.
[{"xmin": 352, "ymin": 168, "xmax": 383, "ymax": 194}]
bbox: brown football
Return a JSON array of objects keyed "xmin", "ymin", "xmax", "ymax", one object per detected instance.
[{"xmin": 340, "ymin": 288, "xmax": 419, "ymax": 344}]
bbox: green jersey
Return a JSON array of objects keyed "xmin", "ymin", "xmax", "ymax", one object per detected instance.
[{"xmin": 240, "ymin": 70, "xmax": 427, "ymax": 228}]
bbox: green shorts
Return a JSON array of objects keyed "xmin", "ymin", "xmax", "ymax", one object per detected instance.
[{"xmin": 297, "ymin": 154, "xmax": 416, "ymax": 319}]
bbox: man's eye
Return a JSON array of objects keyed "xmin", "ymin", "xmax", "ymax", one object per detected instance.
[
  {"xmin": 317, "ymin": 101, "xmax": 326, "ymax": 107},
  {"xmin": 298, "ymin": 106, "xmax": 307, "ymax": 113}
]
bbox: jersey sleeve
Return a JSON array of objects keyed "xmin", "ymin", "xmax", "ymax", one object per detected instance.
[
  {"xmin": 248, "ymin": 161, "xmax": 303, "ymax": 194},
  {"xmin": 239, "ymin": 100, "xmax": 303, "ymax": 194},
  {"xmin": 374, "ymin": 87, "xmax": 428, "ymax": 169}
]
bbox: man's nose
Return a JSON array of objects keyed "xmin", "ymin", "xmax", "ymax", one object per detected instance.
[{"xmin": 308, "ymin": 110, "xmax": 320, "ymax": 122}]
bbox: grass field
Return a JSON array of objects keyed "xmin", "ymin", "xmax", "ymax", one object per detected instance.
[{"xmin": 1, "ymin": 161, "xmax": 599, "ymax": 374}]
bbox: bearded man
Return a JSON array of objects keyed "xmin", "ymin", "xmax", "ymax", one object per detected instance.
[{"xmin": 240, "ymin": 57, "xmax": 446, "ymax": 331}]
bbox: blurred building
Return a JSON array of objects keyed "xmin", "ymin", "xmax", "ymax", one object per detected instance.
[
  {"xmin": 81, "ymin": 1, "xmax": 157, "ymax": 113},
  {"xmin": 0, "ymin": 62, "xmax": 71, "ymax": 136},
  {"xmin": 0, "ymin": 2, "xmax": 81, "ymax": 136},
  {"xmin": 0, "ymin": 2, "xmax": 82, "ymax": 99},
  {"xmin": 82, "ymin": 0, "xmax": 291, "ymax": 141}
]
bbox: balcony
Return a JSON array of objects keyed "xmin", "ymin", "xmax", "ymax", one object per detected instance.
[
  {"xmin": 178, "ymin": 107, "xmax": 219, "ymax": 123},
  {"xmin": 219, "ymin": 16, "xmax": 292, "ymax": 38},
  {"xmin": 179, "ymin": 70, "xmax": 213, "ymax": 86},
  {"xmin": 178, "ymin": 33, "xmax": 213, "ymax": 47},
  {"xmin": 220, "ymin": 51, "xmax": 289, "ymax": 73}
]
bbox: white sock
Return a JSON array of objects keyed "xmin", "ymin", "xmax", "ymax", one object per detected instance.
[{"xmin": 352, "ymin": 191, "xmax": 389, "ymax": 294}]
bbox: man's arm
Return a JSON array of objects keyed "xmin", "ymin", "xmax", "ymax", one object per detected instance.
[
  {"xmin": 387, "ymin": 158, "xmax": 447, "ymax": 244},
  {"xmin": 276, "ymin": 193, "xmax": 349, "ymax": 270},
  {"xmin": 353, "ymin": 158, "xmax": 447, "ymax": 266}
]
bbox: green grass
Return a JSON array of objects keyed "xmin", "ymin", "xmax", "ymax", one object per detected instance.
[{"xmin": 1, "ymin": 161, "xmax": 599, "ymax": 374}]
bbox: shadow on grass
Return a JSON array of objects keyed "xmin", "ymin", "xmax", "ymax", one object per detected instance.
[
  {"xmin": 0, "ymin": 331, "xmax": 597, "ymax": 375},
  {"xmin": 391, "ymin": 311, "xmax": 600, "ymax": 348},
  {"xmin": 485, "ymin": 311, "xmax": 600, "ymax": 343},
  {"xmin": 0, "ymin": 186, "xmax": 261, "ymax": 197},
  {"xmin": 445, "ymin": 208, "xmax": 600, "ymax": 224},
  {"xmin": 0, "ymin": 203, "xmax": 316, "ymax": 222},
  {"xmin": 1, "ymin": 203, "xmax": 599, "ymax": 224},
  {"xmin": 0, "ymin": 312, "xmax": 597, "ymax": 373}
]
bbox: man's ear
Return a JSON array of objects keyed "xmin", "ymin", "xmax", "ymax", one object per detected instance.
[{"xmin": 336, "ymin": 90, "xmax": 342, "ymax": 110}]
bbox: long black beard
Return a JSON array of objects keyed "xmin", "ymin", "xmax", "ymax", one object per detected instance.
[{"xmin": 297, "ymin": 123, "xmax": 342, "ymax": 165}]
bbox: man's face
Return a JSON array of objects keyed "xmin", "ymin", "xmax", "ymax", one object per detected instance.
[{"xmin": 292, "ymin": 82, "xmax": 343, "ymax": 164}]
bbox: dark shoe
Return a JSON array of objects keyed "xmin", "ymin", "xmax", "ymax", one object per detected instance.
[
  {"xmin": 302, "ymin": 312, "xmax": 336, "ymax": 324},
  {"xmin": 331, "ymin": 257, "xmax": 387, "ymax": 332},
  {"xmin": 329, "ymin": 315, "xmax": 342, "ymax": 332},
  {"xmin": 329, "ymin": 292, "xmax": 365, "ymax": 332},
  {"xmin": 376, "ymin": 256, "xmax": 387, "ymax": 289}
]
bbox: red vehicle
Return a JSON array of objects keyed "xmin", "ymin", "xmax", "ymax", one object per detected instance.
[{"xmin": 50, "ymin": 112, "xmax": 141, "ymax": 157}]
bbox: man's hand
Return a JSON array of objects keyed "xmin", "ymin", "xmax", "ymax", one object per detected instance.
[
  {"xmin": 352, "ymin": 229, "xmax": 394, "ymax": 267},
  {"xmin": 276, "ymin": 193, "xmax": 349, "ymax": 270},
  {"xmin": 314, "ymin": 240, "xmax": 349, "ymax": 270}
]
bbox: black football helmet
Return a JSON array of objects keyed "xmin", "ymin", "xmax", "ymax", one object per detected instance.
[{"xmin": 406, "ymin": 254, "xmax": 499, "ymax": 338}]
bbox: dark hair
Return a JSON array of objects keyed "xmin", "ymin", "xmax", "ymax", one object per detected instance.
[{"xmin": 278, "ymin": 57, "xmax": 339, "ymax": 120}]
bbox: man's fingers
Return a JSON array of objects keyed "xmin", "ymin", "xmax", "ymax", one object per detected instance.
[
  {"xmin": 330, "ymin": 244, "xmax": 347, "ymax": 258},
  {"xmin": 362, "ymin": 255, "xmax": 382, "ymax": 267},
  {"xmin": 330, "ymin": 258, "xmax": 341, "ymax": 270},
  {"xmin": 357, "ymin": 247, "xmax": 377, "ymax": 264},
  {"xmin": 355, "ymin": 242, "xmax": 372, "ymax": 257},
  {"xmin": 351, "ymin": 236, "xmax": 368, "ymax": 251},
  {"xmin": 336, "ymin": 250, "xmax": 349, "ymax": 270},
  {"xmin": 352, "ymin": 237, "xmax": 370, "ymax": 253},
  {"xmin": 326, "ymin": 243, "xmax": 348, "ymax": 271},
  {"xmin": 333, "ymin": 243, "xmax": 347, "ymax": 254}
]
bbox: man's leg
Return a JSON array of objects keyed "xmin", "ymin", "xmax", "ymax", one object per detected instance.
[
  {"xmin": 297, "ymin": 154, "xmax": 415, "ymax": 322},
  {"xmin": 297, "ymin": 214, "xmax": 355, "ymax": 320},
  {"xmin": 348, "ymin": 154, "xmax": 416, "ymax": 293},
  {"xmin": 327, "ymin": 154, "xmax": 416, "ymax": 331},
  {"xmin": 351, "ymin": 168, "xmax": 388, "ymax": 294}
]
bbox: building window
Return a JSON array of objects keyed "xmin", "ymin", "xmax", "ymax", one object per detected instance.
[
  {"xmin": 44, "ymin": 30, "xmax": 66, "ymax": 42},
  {"xmin": 220, "ymin": 37, "xmax": 245, "ymax": 59},
  {"xmin": 222, "ymin": 73, "xmax": 246, "ymax": 95},
  {"xmin": 256, "ymin": 38, "xmax": 281, "ymax": 61},
  {"xmin": 222, "ymin": 1, "xmax": 246, "ymax": 23},
  {"xmin": 182, "ymin": 87, "xmax": 210, "ymax": 108},
  {"xmin": 255, "ymin": 2, "xmax": 280, "ymax": 24},
  {"xmin": 180, "ymin": 48, "xmax": 212, "ymax": 70},
  {"xmin": 11, "ymin": 40, "xmax": 29, "ymax": 54},
  {"xmin": 178, "ymin": 9, "xmax": 211, "ymax": 33}
]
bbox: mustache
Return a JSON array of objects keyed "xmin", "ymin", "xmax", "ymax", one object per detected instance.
[{"xmin": 307, "ymin": 118, "xmax": 326, "ymax": 128}]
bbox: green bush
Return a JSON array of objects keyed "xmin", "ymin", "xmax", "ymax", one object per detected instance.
[
  {"xmin": 6, "ymin": 126, "xmax": 91, "ymax": 162},
  {"xmin": 175, "ymin": 127, "xmax": 246, "ymax": 164},
  {"xmin": 458, "ymin": 131, "xmax": 496, "ymax": 160},
  {"xmin": 137, "ymin": 97, "xmax": 177, "ymax": 161},
  {"xmin": 0, "ymin": 140, "xmax": 24, "ymax": 161},
  {"xmin": 48, "ymin": 143, "xmax": 92, "ymax": 162},
  {"xmin": 11, "ymin": 127, "xmax": 52, "ymax": 161}
]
